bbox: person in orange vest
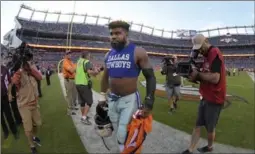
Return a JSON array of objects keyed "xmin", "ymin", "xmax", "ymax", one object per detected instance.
[{"xmin": 62, "ymin": 50, "xmax": 78, "ymax": 115}]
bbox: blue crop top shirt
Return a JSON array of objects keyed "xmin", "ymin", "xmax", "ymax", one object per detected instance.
[{"xmin": 105, "ymin": 43, "xmax": 141, "ymax": 78}]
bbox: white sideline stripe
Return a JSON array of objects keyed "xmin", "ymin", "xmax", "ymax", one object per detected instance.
[
  {"xmin": 247, "ymin": 72, "xmax": 255, "ymax": 82},
  {"xmin": 227, "ymin": 84, "xmax": 244, "ymax": 88}
]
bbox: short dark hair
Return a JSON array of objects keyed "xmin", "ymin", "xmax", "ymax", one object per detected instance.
[
  {"xmin": 81, "ymin": 51, "xmax": 89, "ymax": 58},
  {"xmin": 108, "ymin": 20, "xmax": 130, "ymax": 32}
]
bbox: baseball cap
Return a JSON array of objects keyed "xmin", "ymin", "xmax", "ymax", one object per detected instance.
[
  {"xmin": 171, "ymin": 55, "xmax": 177, "ymax": 59},
  {"xmin": 192, "ymin": 34, "xmax": 206, "ymax": 50},
  {"xmin": 66, "ymin": 50, "xmax": 71, "ymax": 54}
]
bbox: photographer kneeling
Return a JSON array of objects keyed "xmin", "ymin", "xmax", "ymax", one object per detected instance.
[
  {"xmin": 161, "ymin": 55, "xmax": 181, "ymax": 114},
  {"xmin": 182, "ymin": 34, "xmax": 226, "ymax": 154}
]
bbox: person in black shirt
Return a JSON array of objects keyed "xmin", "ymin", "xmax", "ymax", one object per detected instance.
[
  {"xmin": 161, "ymin": 55, "xmax": 181, "ymax": 114},
  {"xmin": 1, "ymin": 65, "xmax": 19, "ymax": 140},
  {"xmin": 46, "ymin": 66, "xmax": 52, "ymax": 86}
]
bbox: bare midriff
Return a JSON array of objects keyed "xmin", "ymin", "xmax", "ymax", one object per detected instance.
[{"xmin": 109, "ymin": 77, "xmax": 138, "ymax": 96}]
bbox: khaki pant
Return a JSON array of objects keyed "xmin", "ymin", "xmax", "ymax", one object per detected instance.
[
  {"xmin": 19, "ymin": 106, "xmax": 42, "ymax": 132},
  {"xmin": 64, "ymin": 79, "xmax": 77, "ymax": 113}
]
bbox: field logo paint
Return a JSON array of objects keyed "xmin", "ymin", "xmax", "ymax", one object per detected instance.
[{"xmin": 140, "ymin": 81, "xmax": 249, "ymax": 109}]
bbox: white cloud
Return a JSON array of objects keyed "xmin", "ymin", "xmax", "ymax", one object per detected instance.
[
  {"xmin": 198, "ymin": 21, "xmax": 227, "ymax": 37},
  {"xmin": 207, "ymin": 7, "xmax": 212, "ymax": 11},
  {"xmin": 201, "ymin": 21, "xmax": 225, "ymax": 30}
]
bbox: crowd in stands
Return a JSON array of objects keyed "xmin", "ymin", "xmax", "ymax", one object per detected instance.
[
  {"xmin": 2, "ymin": 18, "xmax": 254, "ymax": 71},
  {"xmin": 22, "ymin": 37, "xmax": 255, "ymax": 55},
  {"xmin": 1, "ymin": 42, "xmax": 254, "ymax": 71},
  {"xmin": 25, "ymin": 50, "xmax": 254, "ymax": 71},
  {"xmin": 18, "ymin": 18, "xmax": 255, "ymax": 46}
]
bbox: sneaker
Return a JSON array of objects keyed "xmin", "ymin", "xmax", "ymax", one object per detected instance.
[
  {"xmin": 197, "ymin": 146, "xmax": 213, "ymax": 153},
  {"xmin": 33, "ymin": 137, "xmax": 41, "ymax": 147},
  {"xmin": 81, "ymin": 118, "xmax": 92, "ymax": 125},
  {"xmin": 168, "ymin": 108, "xmax": 174, "ymax": 114},
  {"xmin": 181, "ymin": 149, "xmax": 193, "ymax": 154},
  {"xmin": 67, "ymin": 112, "xmax": 76, "ymax": 116},
  {"xmin": 31, "ymin": 147, "xmax": 37, "ymax": 154}
]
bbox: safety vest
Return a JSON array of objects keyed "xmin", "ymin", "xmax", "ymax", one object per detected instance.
[{"xmin": 75, "ymin": 58, "xmax": 90, "ymax": 85}]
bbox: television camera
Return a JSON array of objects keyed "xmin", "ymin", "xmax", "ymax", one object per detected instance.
[
  {"xmin": 8, "ymin": 42, "xmax": 33, "ymax": 73},
  {"xmin": 176, "ymin": 50, "xmax": 203, "ymax": 78},
  {"xmin": 161, "ymin": 56, "xmax": 176, "ymax": 66},
  {"xmin": 160, "ymin": 56, "xmax": 176, "ymax": 75}
]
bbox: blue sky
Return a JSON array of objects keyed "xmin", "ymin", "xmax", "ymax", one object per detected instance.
[{"xmin": 1, "ymin": 1, "xmax": 254, "ymax": 43}]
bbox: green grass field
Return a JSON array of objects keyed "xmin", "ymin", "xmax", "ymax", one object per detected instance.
[
  {"xmin": 2, "ymin": 71, "xmax": 254, "ymax": 153},
  {"xmin": 1, "ymin": 76, "xmax": 87, "ymax": 154},
  {"xmin": 92, "ymin": 71, "xmax": 255, "ymax": 150}
]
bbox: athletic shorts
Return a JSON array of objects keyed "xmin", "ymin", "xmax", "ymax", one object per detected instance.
[
  {"xmin": 165, "ymin": 85, "xmax": 181, "ymax": 99},
  {"xmin": 196, "ymin": 99, "xmax": 223, "ymax": 133},
  {"xmin": 76, "ymin": 85, "xmax": 93, "ymax": 107},
  {"xmin": 19, "ymin": 106, "xmax": 42, "ymax": 132}
]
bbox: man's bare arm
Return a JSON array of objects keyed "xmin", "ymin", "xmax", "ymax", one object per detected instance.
[
  {"xmin": 100, "ymin": 68, "xmax": 109, "ymax": 93},
  {"xmin": 197, "ymin": 56, "xmax": 221, "ymax": 84},
  {"xmin": 197, "ymin": 72, "xmax": 220, "ymax": 84},
  {"xmin": 100, "ymin": 52, "xmax": 110, "ymax": 93},
  {"xmin": 85, "ymin": 62, "xmax": 99, "ymax": 77},
  {"xmin": 136, "ymin": 47, "xmax": 156, "ymax": 110},
  {"xmin": 31, "ymin": 68, "xmax": 43, "ymax": 81},
  {"xmin": 87, "ymin": 69, "xmax": 98, "ymax": 77}
]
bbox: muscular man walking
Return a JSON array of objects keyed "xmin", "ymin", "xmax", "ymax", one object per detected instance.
[{"xmin": 99, "ymin": 20, "xmax": 156, "ymax": 153}]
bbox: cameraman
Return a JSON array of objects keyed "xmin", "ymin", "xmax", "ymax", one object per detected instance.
[
  {"xmin": 182, "ymin": 34, "xmax": 226, "ymax": 154},
  {"xmin": 75, "ymin": 51, "xmax": 100, "ymax": 125},
  {"xmin": 11, "ymin": 52, "xmax": 43, "ymax": 154},
  {"xmin": 161, "ymin": 55, "xmax": 181, "ymax": 114}
]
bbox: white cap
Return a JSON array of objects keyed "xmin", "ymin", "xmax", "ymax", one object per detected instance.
[{"xmin": 192, "ymin": 34, "xmax": 206, "ymax": 50}]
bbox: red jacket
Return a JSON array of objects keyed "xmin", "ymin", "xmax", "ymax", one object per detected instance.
[{"xmin": 199, "ymin": 47, "xmax": 226, "ymax": 104}]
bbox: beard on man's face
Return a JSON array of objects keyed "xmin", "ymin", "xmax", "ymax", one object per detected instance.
[{"xmin": 110, "ymin": 38, "xmax": 127, "ymax": 51}]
